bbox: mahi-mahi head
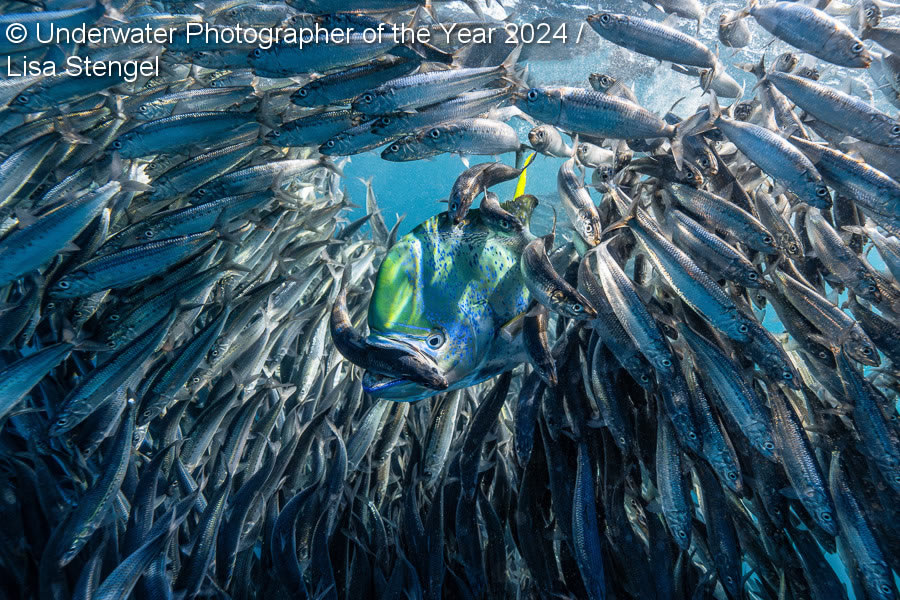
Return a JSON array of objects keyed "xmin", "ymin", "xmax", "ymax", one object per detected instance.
[{"xmin": 361, "ymin": 195, "xmax": 537, "ymax": 401}]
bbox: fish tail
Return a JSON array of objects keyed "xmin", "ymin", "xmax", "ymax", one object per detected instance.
[
  {"xmin": 100, "ymin": 0, "xmax": 128, "ymax": 23},
  {"xmin": 599, "ymin": 186, "xmax": 637, "ymax": 237},
  {"xmin": 499, "ymin": 44, "xmax": 526, "ymax": 88},
  {"xmin": 671, "ymin": 103, "xmax": 712, "ymax": 170}
]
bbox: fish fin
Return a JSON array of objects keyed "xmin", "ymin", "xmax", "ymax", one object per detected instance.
[
  {"xmin": 599, "ymin": 188, "xmax": 638, "ymax": 237},
  {"xmin": 100, "ymin": 0, "xmax": 128, "ymax": 23},
  {"xmin": 501, "ymin": 43, "xmax": 524, "ymax": 74},
  {"xmin": 778, "ymin": 487, "xmax": 799, "ymax": 500},
  {"xmin": 499, "ymin": 313, "xmax": 525, "ymax": 341}
]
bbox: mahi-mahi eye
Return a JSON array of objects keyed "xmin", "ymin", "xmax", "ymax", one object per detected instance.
[{"xmin": 427, "ymin": 330, "xmax": 445, "ymax": 348}]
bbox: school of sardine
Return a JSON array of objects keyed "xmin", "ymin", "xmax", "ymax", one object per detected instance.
[{"xmin": 1, "ymin": 0, "xmax": 900, "ymax": 599}]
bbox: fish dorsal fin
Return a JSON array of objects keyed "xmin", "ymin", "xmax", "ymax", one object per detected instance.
[{"xmin": 500, "ymin": 194, "xmax": 538, "ymax": 226}]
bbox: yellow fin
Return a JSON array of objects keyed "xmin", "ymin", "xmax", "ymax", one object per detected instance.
[{"xmin": 514, "ymin": 152, "xmax": 535, "ymax": 199}]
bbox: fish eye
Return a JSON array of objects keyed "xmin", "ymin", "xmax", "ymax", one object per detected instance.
[
  {"xmin": 748, "ymin": 272, "xmax": 758, "ymax": 281},
  {"xmin": 688, "ymin": 431, "xmax": 697, "ymax": 440},
  {"xmin": 324, "ymin": 140, "xmax": 335, "ymax": 148},
  {"xmin": 57, "ymin": 280, "xmax": 70, "ymax": 289},
  {"xmin": 881, "ymin": 584, "xmax": 893, "ymax": 594},
  {"xmin": 389, "ymin": 144, "xmax": 399, "ymax": 152},
  {"xmin": 868, "ymin": 284, "xmax": 878, "ymax": 293},
  {"xmin": 252, "ymin": 49, "xmax": 263, "ymax": 58},
  {"xmin": 789, "ymin": 243, "xmax": 799, "ymax": 254},
  {"xmin": 600, "ymin": 13, "xmax": 611, "ymax": 24},
  {"xmin": 852, "ymin": 42, "xmax": 864, "ymax": 53},
  {"xmin": 450, "ymin": 202, "xmax": 458, "ymax": 211},
  {"xmin": 571, "ymin": 302, "xmax": 583, "ymax": 313},
  {"xmin": 501, "ymin": 220, "xmax": 510, "ymax": 229},
  {"xmin": 379, "ymin": 116, "xmax": 391, "ymax": 126},
  {"xmin": 661, "ymin": 358, "xmax": 672, "ymax": 367},
  {"xmin": 139, "ymin": 105, "xmax": 148, "ymax": 112},
  {"xmin": 426, "ymin": 330, "xmax": 445, "ymax": 348},
  {"xmin": 892, "ymin": 124, "xmax": 900, "ymax": 135},
  {"xmin": 112, "ymin": 140, "xmax": 122, "ymax": 150},
  {"xmin": 820, "ymin": 511, "xmax": 832, "ymax": 522},
  {"xmin": 73, "ymin": 310, "xmax": 83, "ymax": 317},
  {"xmin": 862, "ymin": 347, "xmax": 873, "ymax": 356},
  {"xmin": 192, "ymin": 376, "xmax": 200, "ymax": 384},
  {"xmin": 818, "ymin": 351, "xmax": 828, "ymax": 359},
  {"xmin": 783, "ymin": 370, "xmax": 793, "ymax": 380},
  {"xmin": 764, "ymin": 441, "xmax": 775, "ymax": 451},
  {"xmin": 739, "ymin": 323, "xmax": 749, "ymax": 333},
  {"xmin": 270, "ymin": 129, "xmax": 281, "ymax": 137},
  {"xmin": 816, "ymin": 186, "xmax": 829, "ymax": 197},
  {"xmin": 527, "ymin": 89, "xmax": 539, "ymax": 101},
  {"xmin": 763, "ymin": 235, "xmax": 773, "ymax": 244},
  {"xmin": 297, "ymin": 89, "xmax": 308, "ymax": 98},
  {"xmin": 429, "ymin": 128, "xmax": 440, "ymax": 139},
  {"xmin": 46, "ymin": 302, "xmax": 55, "ymax": 309},
  {"xmin": 107, "ymin": 340, "xmax": 117, "ymax": 348},
  {"xmin": 361, "ymin": 93, "xmax": 373, "ymax": 103},
  {"xmin": 677, "ymin": 530, "xmax": 687, "ymax": 538},
  {"xmin": 16, "ymin": 95, "xmax": 28, "ymax": 104},
  {"xmin": 728, "ymin": 471, "xmax": 737, "ymax": 480},
  {"xmin": 109, "ymin": 314, "xmax": 120, "ymax": 321},
  {"xmin": 144, "ymin": 229, "xmax": 154, "ymax": 238},
  {"xmin": 641, "ymin": 374, "xmax": 650, "ymax": 382}
]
